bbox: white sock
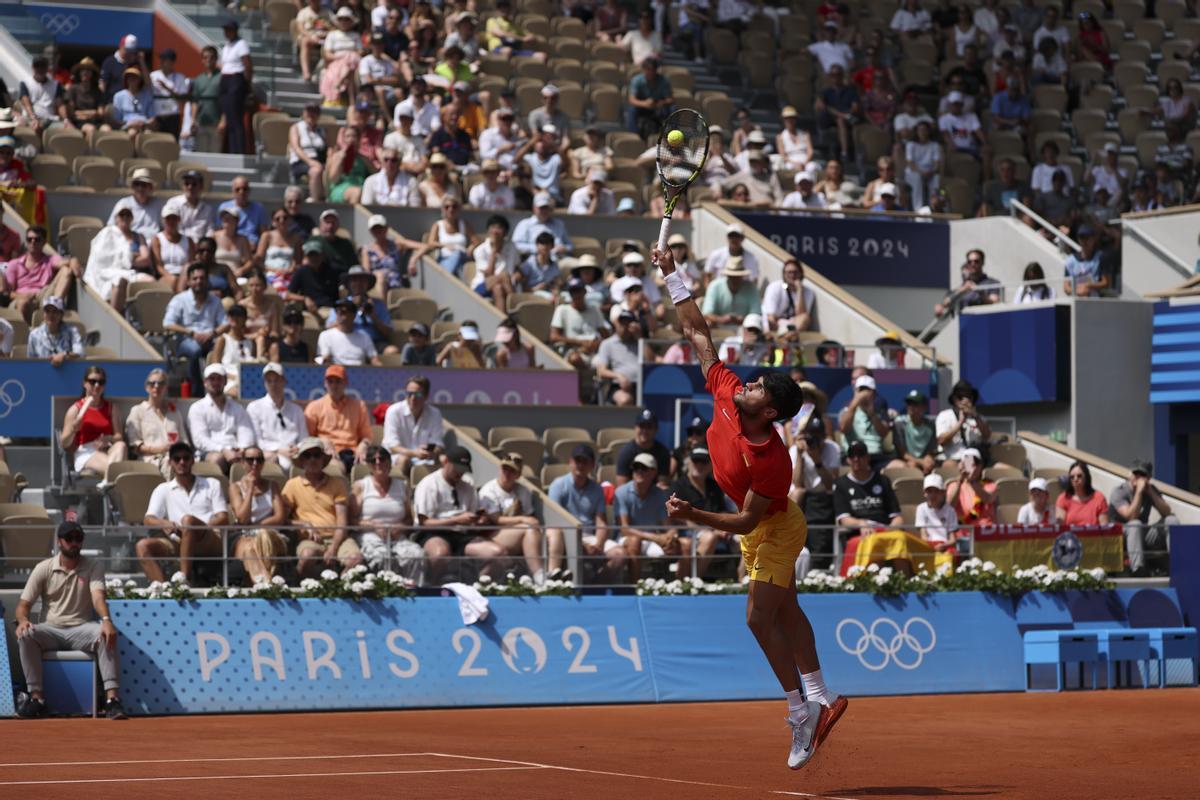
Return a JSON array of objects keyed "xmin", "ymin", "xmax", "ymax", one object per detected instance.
[
  {"xmin": 801, "ymin": 670, "xmax": 829, "ymax": 706},
  {"xmin": 785, "ymin": 688, "xmax": 806, "ymax": 721}
]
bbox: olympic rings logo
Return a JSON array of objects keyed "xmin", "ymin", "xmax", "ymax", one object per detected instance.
[
  {"xmin": 0, "ymin": 380, "xmax": 26, "ymax": 419},
  {"xmin": 835, "ymin": 617, "xmax": 936, "ymax": 671},
  {"xmin": 39, "ymin": 14, "xmax": 80, "ymax": 36}
]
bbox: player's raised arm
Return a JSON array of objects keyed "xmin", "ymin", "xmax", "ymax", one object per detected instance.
[{"xmin": 653, "ymin": 243, "xmax": 719, "ymax": 377}]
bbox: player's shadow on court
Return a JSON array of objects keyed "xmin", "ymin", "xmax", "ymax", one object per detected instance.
[{"xmin": 825, "ymin": 787, "xmax": 1006, "ymax": 797}]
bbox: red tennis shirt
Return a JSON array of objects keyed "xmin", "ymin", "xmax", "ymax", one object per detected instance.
[{"xmin": 704, "ymin": 362, "xmax": 792, "ymax": 515}]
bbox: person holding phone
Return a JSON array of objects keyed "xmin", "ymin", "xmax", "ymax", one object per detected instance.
[
  {"xmin": 935, "ymin": 379, "xmax": 991, "ymax": 463},
  {"xmin": 381, "ymin": 375, "xmax": 446, "ymax": 476}
]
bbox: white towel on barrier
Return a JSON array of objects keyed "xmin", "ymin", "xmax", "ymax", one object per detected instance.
[{"xmin": 442, "ymin": 582, "xmax": 490, "ymax": 625}]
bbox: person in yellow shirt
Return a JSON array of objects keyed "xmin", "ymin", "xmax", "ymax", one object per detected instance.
[
  {"xmin": 485, "ymin": 0, "xmax": 545, "ymax": 60},
  {"xmin": 282, "ymin": 436, "xmax": 362, "ymax": 577}
]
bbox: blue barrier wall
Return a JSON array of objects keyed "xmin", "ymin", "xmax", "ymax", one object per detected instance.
[
  {"xmin": 734, "ymin": 212, "xmax": 950, "ymax": 288},
  {"xmin": 25, "ymin": 4, "xmax": 154, "ymax": 48},
  {"xmin": 959, "ymin": 306, "xmax": 1071, "ymax": 405},
  {"xmin": 103, "ymin": 589, "xmax": 1184, "ymax": 715},
  {"xmin": 0, "ymin": 360, "xmax": 163, "ymax": 438}
]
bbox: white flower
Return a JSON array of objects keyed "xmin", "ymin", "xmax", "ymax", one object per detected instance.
[
  {"xmin": 272, "ymin": 575, "xmax": 287, "ymax": 586},
  {"xmin": 170, "ymin": 571, "xmax": 187, "ymax": 584},
  {"xmin": 874, "ymin": 574, "xmax": 890, "ymax": 586},
  {"xmin": 478, "ymin": 574, "xmax": 493, "ymax": 584},
  {"xmin": 518, "ymin": 574, "xmax": 533, "ymax": 587},
  {"xmin": 320, "ymin": 569, "xmax": 338, "ymax": 581},
  {"xmin": 847, "ymin": 566, "xmax": 863, "ymax": 577},
  {"xmin": 866, "ymin": 563, "xmax": 880, "ymax": 573},
  {"xmin": 350, "ymin": 581, "xmax": 366, "ymax": 594},
  {"xmin": 1089, "ymin": 568, "xmax": 1106, "ymax": 580},
  {"xmin": 226, "ymin": 588, "xmax": 240, "ymax": 598},
  {"xmin": 878, "ymin": 566, "xmax": 893, "ymax": 579},
  {"xmin": 982, "ymin": 561, "xmax": 997, "ymax": 572},
  {"xmin": 299, "ymin": 578, "xmax": 320, "ymax": 592}
]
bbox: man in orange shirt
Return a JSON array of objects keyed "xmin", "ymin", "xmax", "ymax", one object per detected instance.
[
  {"xmin": 304, "ymin": 364, "xmax": 372, "ymax": 473},
  {"xmin": 654, "ymin": 243, "xmax": 847, "ymax": 771}
]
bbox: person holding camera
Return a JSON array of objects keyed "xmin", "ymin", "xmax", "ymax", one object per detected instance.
[
  {"xmin": 324, "ymin": 266, "xmax": 399, "ymax": 357},
  {"xmin": 935, "ymin": 379, "xmax": 991, "ymax": 463},
  {"xmin": 838, "ymin": 373, "xmax": 894, "ymax": 471},
  {"xmin": 382, "ymin": 375, "xmax": 446, "ymax": 477},
  {"xmin": 789, "ymin": 415, "xmax": 840, "ymax": 569}
]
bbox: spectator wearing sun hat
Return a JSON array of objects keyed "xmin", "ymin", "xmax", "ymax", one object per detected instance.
[
  {"xmin": 325, "ymin": 265, "xmax": 395, "ymax": 352},
  {"xmin": 108, "ymin": 167, "xmax": 164, "ymax": 239},
  {"xmin": 701, "ymin": 257, "xmax": 762, "ymax": 327},
  {"xmin": 110, "ymin": 66, "xmax": 156, "ymax": 133},
  {"xmin": 468, "ymin": 159, "xmax": 516, "ymax": 210}
]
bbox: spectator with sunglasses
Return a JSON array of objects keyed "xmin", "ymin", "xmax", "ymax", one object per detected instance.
[
  {"xmin": 1, "ymin": 226, "xmax": 79, "ymax": 324},
  {"xmin": 229, "ymin": 445, "xmax": 289, "ymax": 584},
  {"xmin": 15, "ymin": 520, "xmax": 128, "ymax": 720},
  {"xmin": 305, "ymin": 364, "xmax": 373, "ymax": 472},
  {"xmin": 247, "ymin": 362, "xmax": 308, "ymax": 469},
  {"xmin": 141, "ymin": 441, "xmax": 230, "ymax": 583},
  {"xmin": 126, "ymin": 367, "xmax": 190, "ymax": 478},
  {"xmin": 61, "ymin": 366, "xmax": 127, "ymax": 476},
  {"xmin": 382, "ymin": 375, "xmax": 446, "ymax": 475},
  {"xmin": 284, "ymin": 437, "xmax": 362, "ymax": 579}
]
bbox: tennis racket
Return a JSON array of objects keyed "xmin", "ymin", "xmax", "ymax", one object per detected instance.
[{"xmin": 654, "ymin": 108, "xmax": 709, "ymax": 253}]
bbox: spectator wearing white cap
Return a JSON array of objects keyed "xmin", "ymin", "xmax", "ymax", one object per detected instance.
[
  {"xmin": 762, "ymin": 258, "xmax": 816, "ymax": 336},
  {"xmin": 511, "ymin": 193, "xmax": 573, "ymax": 256},
  {"xmin": 781, "ymin": 167, "xmax": 827, "ymax": 210},
  {"xmin": 382, "ymin": 105, "xmax": 428, "ymax": 171},
  {"xmin": 838, "ymin": 373, "xmax": 894, "ymax": 469},
  {"xmin": 615, "ymin": 451, "xmax": 682, "ymax": 580},
  {"xmin": 247, "ymin": 362, "xmax": 307, "ymax": 470},
  {"xmin": 187, "ymin": 363, "xmax": 256, "ymax": 471},
  {"xmin": 27, "ymin": 296, "xmax": 83, "ymax": 363},
  {"xmin": 704, "ymin": 223, "xmax": 760, "ymax": 281},
  {"xmin": 568, "ymin": 168, "xmax": 616, "ymax": 215},
  {"xmin": 1017, "ymin": 477, "xmax": 1052, "ymax": 525},
  {"xmin": 938, "ymin": 90, "xmax": 989, "ymax": 167},
  {"xmin": 437, "ymin": 320, "xmax": 486, "ymax": 368},
  {"xmin": 528, "ymin": 84, "xmax": 571, "ymax": 154},
  {"xmin": 153, "ymin": 204, "xmax": 193, "ymax": 282},
  {"xmin": 100, "ymin": 34, "xmax": 145, "ymax": 102},
  {"xmin": 108, "ymin": 168, "xmax": 165, "ymax": 240},
  {"xmin": 734, "ymin": 129, "xmax": 771, "ymax": 174},
  {"xmin": 915, "ymin": 473, "xmax": 960, "ymax": 549},
  {"xmin": 718, "ymin": 313, "xmax": 774, "ymax": 366},
  {"xmin": 702, "ymin": 126, "xmax": 738, "ymax": 189},
  {"xmin": 611, "ymin": 249, "xmax": 662, "ymax": 308},
  {"xmin": 361, "ymin": 148, "xmax": 421, "ymax": 207},
  {"xmin": 946, "ymin": 447, "xmax": 997, "ymax": 526},
  {"xmin": 867, "ymin": 182, "xmax": 900, "ymax": 213}
]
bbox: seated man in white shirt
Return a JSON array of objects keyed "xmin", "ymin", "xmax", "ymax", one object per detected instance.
[
  {"xmin": 381, "ymin": 375, "xmax": 446, "ymax": 475},
  {"xmin": 317, "ymin": 297, "xmax": 383, "ymax": 366},
  {"xmin": 567, "ymin": 167, "xmax": 616, "ymax": 215},
  {"xmin": 477, "ymin": 452, "xmax": 546, "ymax": 581},
  {"xmin": 246, "ymin": 362, "xmax": 307, "ymax": 469},
  {"xmin": 187, "ymin": 364, "xmax": 256, "ymax": 472},
  {"xmin": 361, "ymin": 148, "xmax": 421, "ymax": 207},
  {"xmin": 762, "ymin": 257, "xmax": 816, "ymax": 337},
  {"xmin": 718, "ymin": 313, "xmax": 774, "ymax": 365},
  {"xmin": 467, "ymin": 159, "xmax": 516, "ymax": 210},
  {"xmin": 704, "ymin": 223, "xmax": 759, "ymax": 281},
  {"xmin": 781, "ymin": 167, "xmax": 828, "ymax": 210},
  {"xmin": 138, "ymin": 441, "xmax": 230, "ymax": 583}
]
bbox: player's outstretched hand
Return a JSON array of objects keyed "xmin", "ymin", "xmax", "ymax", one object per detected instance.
[
  {"xmin": 652, "ymin": 243, "xmax": 675, "ymax": 275},
  {"xmin": 666, "ymin": 493, "xmax": 693, "ymax": 520}
]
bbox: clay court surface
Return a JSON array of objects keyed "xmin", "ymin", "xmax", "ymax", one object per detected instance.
[{"xmin": 3, "ymin": 690, "xmax": 1198, "ymax": 799}]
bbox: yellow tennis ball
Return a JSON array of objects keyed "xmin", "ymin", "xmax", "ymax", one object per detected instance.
[{"xmin": 667, "ymin": 129, "xmax": 685, "ymax": 147}]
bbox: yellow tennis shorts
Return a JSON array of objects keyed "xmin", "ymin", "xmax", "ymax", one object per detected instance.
[{"xmin": 740, "ymin": 501, "xmax": 808, "ymax": 588}]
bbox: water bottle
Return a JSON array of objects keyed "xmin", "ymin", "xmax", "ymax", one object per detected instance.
[{"xmin": 180, "ymin": 379, "xmax": 192, "ymax": 398}]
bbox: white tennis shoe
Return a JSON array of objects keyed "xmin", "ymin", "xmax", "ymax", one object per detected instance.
[{"xmin": 786, "ymin": 700, "xmax": 822, "ymax": 769}]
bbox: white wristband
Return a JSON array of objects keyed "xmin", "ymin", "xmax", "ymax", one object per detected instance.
[{"xmin": 664, "ymin": 271, "xmax": 691, "ymax": 304}]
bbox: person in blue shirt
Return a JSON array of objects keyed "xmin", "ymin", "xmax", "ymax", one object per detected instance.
[
  {"xmin": 519, "ymin": 232, "xmax": 562, "ymax": 298},
  {"xmin": 324, "ymin": 266, "xmax": 398, "ymax": 353},
  {"xmin": 989, "ymin": 80, "xmax": 1031, "ymax": 136},
  {"xmin": 217, "ymin": 176, "xmax": 268, "ymax": 246},
  {"xmin": 163, "ymin": 262, "xmax": 229, "ymax": 390},
  {"xmin": 626, "ymin": 56, "xmax": 674, "ymax": 137},
  {"xmin": 613, "ymin": 452, "xmax": 681, "ymax": 581},
  {"xmin": 511, "ymin": 193, "xmax": 573, "ymax": 257},
  {"xmin": 1062, "ymin": 224, "xmax": 1107, "ymax": 297},
  {"xmin": 547, "ymin": 444, "xmax": 613, "ymax": 582},
  {"xmin": 111, "ymin": 67, "xmax": 156, "ymax": 135},
  {"xmin": 27, "ymin": 296, "xmax": 84, "ymax": 364}
]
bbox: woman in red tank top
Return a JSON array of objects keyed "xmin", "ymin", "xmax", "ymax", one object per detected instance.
[{"xmin": 59, "ymin": 366, "xmax": 128, "ymax": 475}]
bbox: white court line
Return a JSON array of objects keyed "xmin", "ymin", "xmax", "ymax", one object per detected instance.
[
  {"xmin": 774, "ymin": 792, "xmax": 864, "ymax": 800},
  {"xmin": 0, "ymin": 766, "xmax": 545, "ymax": 787},
  {"xmin": 0, "ymin": 752, "xmax": 431, "ymax": 769},
  {"xmin": 426, "ymin": 752, "xmax": 757, "ymax": 792}
]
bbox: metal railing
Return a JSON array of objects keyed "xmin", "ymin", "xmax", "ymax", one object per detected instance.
[
  {"xmin": 638, "ymin": 338, "xmax": 939, "ymax": 371},
  {"xmin": 1009, "ymin": 198, "xmax": 1082, "ymax": 255},
  {"xmin": 1, "ymin": 521, "xmax": 1170, "ymax": 590}
]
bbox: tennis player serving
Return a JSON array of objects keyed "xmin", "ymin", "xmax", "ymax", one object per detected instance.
[{"xmin": 653, "ymin": 242, "xmax": 847, "ymax": 769}]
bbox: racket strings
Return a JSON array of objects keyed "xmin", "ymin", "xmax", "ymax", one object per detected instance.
[{"xmin": 657, "ymin": 111, "xmax": 708, "ymax": 188}]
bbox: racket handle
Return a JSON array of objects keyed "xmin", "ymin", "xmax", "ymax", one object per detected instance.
[{"xmin": 656, "ymin": 214, "xmax": 671, "ymax": 256}]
